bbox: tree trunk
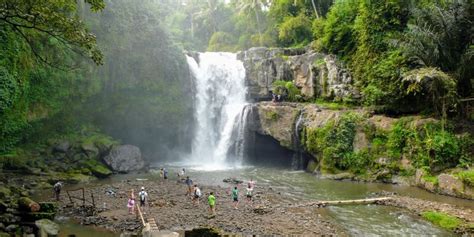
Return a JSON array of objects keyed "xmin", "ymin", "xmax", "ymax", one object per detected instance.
[
  {"xmin": 254, "ymin": 9, "xmax": 263, "ymax": 46},
  {"xmin": 311, "ymin": 0, "xmax": 320, "ymax": 19},
  {"xmin": 18, "ymin": 197, "xmax": 41, "ymax": 212},
  {"xmin": 296, "ymin": 197, "xmax": 393, "ymax": 207}
]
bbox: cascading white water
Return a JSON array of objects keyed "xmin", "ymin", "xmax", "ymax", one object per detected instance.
[{"xmin": 186, "ymin": 52, "xmax": 247, "ymax": 169}]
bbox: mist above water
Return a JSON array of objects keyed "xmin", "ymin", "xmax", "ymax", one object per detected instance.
[{"xmin": 185, "ymin": 52, "xmax": 247, "ymax": 170}]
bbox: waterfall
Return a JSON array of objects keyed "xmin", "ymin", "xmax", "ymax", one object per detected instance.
[
  {"xmin": 185, "ymin": 52, "xmax": 247, "ymax": 168},
  {"xmin": 291, "ymin": 111, "xmax": 305, "ymax": 169}
]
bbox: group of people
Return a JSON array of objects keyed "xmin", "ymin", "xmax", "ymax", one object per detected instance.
[
  {"xmin": 185, "ymin": 175, "xmax": 256, "ymax": 215},
  {"xmin": 231, "ymin": 179, "xmax": 255, "ymax": 209},
  {"xmin": 54, "ymin": 167, "xmax": 257, "ymax": 218},
  {"xmin": 125, "ymin": 172, "xmax": 256, "ymax": 217},
  {"xmin": 127, "ymin": 187, "xmax": 148, "ymax": 214},
  {"xmin": 271, "ymin": 93, "xmax": 283, "ymax": 103}
]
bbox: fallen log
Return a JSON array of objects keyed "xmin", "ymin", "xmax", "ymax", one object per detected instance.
[
  {"xmin": 295, "ymin": 197, "xmax": 393, "ymax": 208},
  {"xmin": 18, "ymin": 197, "xmax": 41, "ymax": 212}
]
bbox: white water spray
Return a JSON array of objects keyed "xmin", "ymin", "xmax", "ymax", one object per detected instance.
[{"xmin": 186, "ymin": 52, "xmax": 247, "ymax": 169}]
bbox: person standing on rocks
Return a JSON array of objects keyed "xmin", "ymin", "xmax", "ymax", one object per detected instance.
[
  {"xmin": 246, "ymin": 183, "xmax": 253, "ymax": 206},
  {"xmin": 208, "ymin": 192, "xmax": 216, "ymax": 216},
  {"xmin": 127, "ymin": 189, "xmax": 136, "ymax": 214},
  {"xmin": 248, "ymin": 178, "xmax": 256, "ymax": 189},
  {"xmin": 163, "ymin": 168, "xmax": 168, "ymax": 180},
  {"xmin": 53, "ymin": 181, "xmax": 62, "ymax": 201},
  {"xmin": 185, "ymin": 176, "xmax": 193, "ymax": 196},
  {"xmin": 138, "ymin": 187, "xmax": 148, "ymax": 213},
  {"xmin": 159, "ymin": 168, "xmax": 164, "ymax": 179},
  {"xmin": 232, "ymin": 186, "xmax": 239, "ymax": 209},
  {"xmin": 192, "ymin": 184, "xmax": 201, "ymax": 206}
]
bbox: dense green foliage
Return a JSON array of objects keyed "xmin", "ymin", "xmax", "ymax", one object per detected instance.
[
  {"xmin": 160, "ymin": 0, "xmax": 472, "ymax": 116},
  {"xmin": 303, "ymin": 113, "xmax": 368, "ymax": 173},
  {"xmin": 0, "ymin": 0, "xmax": 104, "ymax": 65},
  {"xmin": 0, "ymin": 24, "xmax": 100, "ymax": 153},
  {"xmin": 303, "ymin": 112, "xmax": 473, "ymax": 176}
]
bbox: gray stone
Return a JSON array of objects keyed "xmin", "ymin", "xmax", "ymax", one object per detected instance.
[
  {"xmin": 5, "ymin": 224, "xmax": 17, "ymax": 233},
  {"xmin": 102, "ymin": 145, "xmax": 144, "ymax": 172},
  {"xmin": 81, "ymin": 143, "xmax": 100, "ymax": 158},
  {"xmin": 53, "ymin": 141, "xmax": 70, "ymax": 153},
  {"xmin": 353, "ymin": 129, "xmax": 369, "ymax": 152},
  {"xmin": 438, "ymin": 174, "xmax": 464, "ymax": 197},
  {"xmin": 35, "ymin": 219, "xmax": 59, "ymax": 237}
]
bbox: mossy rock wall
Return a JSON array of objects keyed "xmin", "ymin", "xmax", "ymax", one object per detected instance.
[{"xmin": 250, "ymin": 101, "xmax": 474, "ymax": 199}]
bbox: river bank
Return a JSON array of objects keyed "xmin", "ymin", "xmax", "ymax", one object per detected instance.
[
  {"xmin": 58, "ymin": 176, "xmax": 344, "ymax": 236},
  {"xmin": 49, "ymin": 166, "xmax": 472, "ymax": 236},
  {"xmin": 2, "ymin": 165, "xmax": 473, "ymax": 236}
]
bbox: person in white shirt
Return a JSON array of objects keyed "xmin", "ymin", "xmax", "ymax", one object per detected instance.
[
  {"xmin": 138, "ymin": 187, "xmax": 148, "ymax": 207},
  {"xmin": 192, "ymin": 184, "xmax": 201, "ymax": 206}
]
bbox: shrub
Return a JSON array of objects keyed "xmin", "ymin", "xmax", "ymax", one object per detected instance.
[
  {"xmin": 425, "ymin": 130, "xmax": 460, "ymax": 167},
  {"xmin": 456, "ymin": 170, "xmax": 474, "ymax": 187},
  {"xmin": 387, "ymin": 120, "xmax": 411, "ymax": 158},
  {"xmin": 304, "ymin": 112, "xmax": 361, "ymax": 171},
  {"xmin": 272, "ymin": 80, "xmax": 301, "ymax": 102}
]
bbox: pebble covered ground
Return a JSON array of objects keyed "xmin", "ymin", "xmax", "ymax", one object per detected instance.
[{"xmin": 59, "ymin": 177, "xmax": 344, "ymax": 236}]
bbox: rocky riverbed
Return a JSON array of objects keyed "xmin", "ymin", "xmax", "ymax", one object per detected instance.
[{"xmin": 57, "ymin": 177, "xmax": 344, "ymax": 236}]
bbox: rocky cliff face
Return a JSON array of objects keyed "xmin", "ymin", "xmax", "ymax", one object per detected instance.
[
  {"xmin": 247, "ymin": 102, "xmax": 368, "ymax": 150},
  {"xmin": 246, "ymin": 102, "xmax": 473, "ymax": 199},
  {"xmin": 237, "ymin": 47, "xmax": 359, "ymax": 102}
]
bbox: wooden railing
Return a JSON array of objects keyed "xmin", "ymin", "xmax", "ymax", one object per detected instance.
[{"xmin": 65, "ymin": 188, "xmax": 95, "ymax": 207}]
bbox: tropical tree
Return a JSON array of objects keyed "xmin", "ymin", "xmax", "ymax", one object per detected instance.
[
  {"xmin": 399, "ymin": 0, "xmax": 473, "ymax": 98},
  {"xmin": 0, "ymin": 0, "xmax": 105, "ymax": 65},
  {"xmin": 236, "ymin": 0, "xmax": 269, "ymax": 46}
]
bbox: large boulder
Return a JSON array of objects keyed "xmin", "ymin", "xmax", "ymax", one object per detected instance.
[
  {"xmin": 102, "ymin": 145, "xmax": 144, "ymax": 172},
  {"xmin": 438, "ymin": 174, "xmax": 464, "ymax": 197},
  {"xmin": 249, "ymin": 102, "xmax": 301, "ymax": 149},
  {"xmin": 35, "ymin": 219, "xmax": 59, "ymax": 237}
]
